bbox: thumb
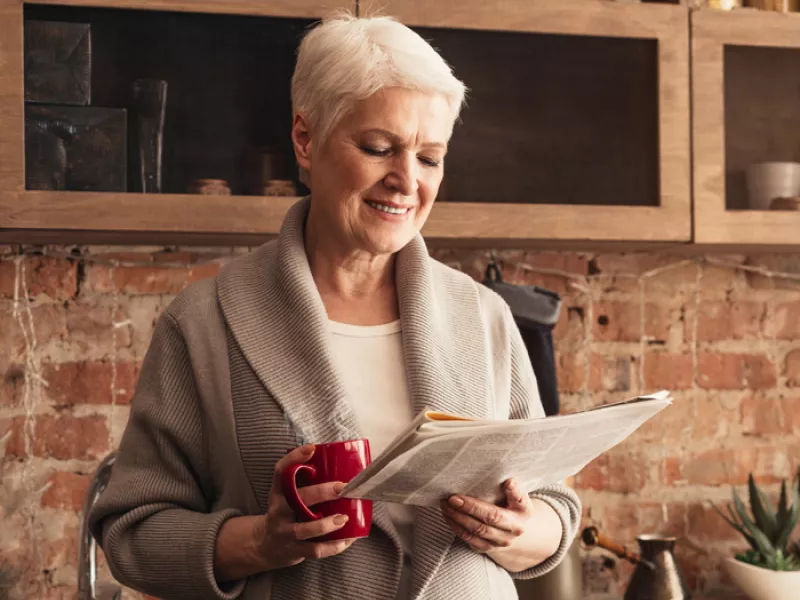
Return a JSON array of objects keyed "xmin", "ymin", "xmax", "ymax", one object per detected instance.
[{"xmin": 503, "ymin": 479, "xmax": 529, "ymax": 513}]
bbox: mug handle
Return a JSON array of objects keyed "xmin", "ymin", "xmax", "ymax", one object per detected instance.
[{"xmin": 281, "ymin": 464, "xmax": 322, "ymax": 520}]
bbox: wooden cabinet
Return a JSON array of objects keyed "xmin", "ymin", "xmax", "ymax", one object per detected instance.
[
  {"xmin": 0, "ymin": 0, "xmax": 694, "ymax": 247},
  {"xmin": 693, "ymin": 8, "xmax": 800, "ymax": 247}
]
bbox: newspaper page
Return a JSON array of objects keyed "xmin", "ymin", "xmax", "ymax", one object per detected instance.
[{"xmin": 342, "ymin": 391, "xmax": 672, "ymax": 507}]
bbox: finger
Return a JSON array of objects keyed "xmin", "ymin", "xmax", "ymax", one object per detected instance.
[
  {"xmin": 291, "ymin": 514, "xmax": 350, "ymax": 541},
  {"xmin": 447, "ymin": 494, "xmax": 518, "ymax": 533},
  {"xmin": 503, "ymin": 479, "xmax": 531, "ymax": 513},
  {"xmin": 441, "ymin": 503, "xmax": 520, "ymax": 547},
  {"xmin": 303, "ymin": 537, "xmax": 357, "ymax": 560},
  {"xmin": 272, "ymin": 444, "xmax": 315, "ymax": 493},
  {"xmin": 442, "ymin": 514, "xmax": 495, "ymax": 553},
  {"xmin": 298, "ymin": 481, "xmax": 346, "ymax": 507}
]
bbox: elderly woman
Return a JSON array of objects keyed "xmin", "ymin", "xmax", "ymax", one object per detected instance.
[{"xmin": 89, "ymin": 14, "xmax": 580, "ymax": 600}]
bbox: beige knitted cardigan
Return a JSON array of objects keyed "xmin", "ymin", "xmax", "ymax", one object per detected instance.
[{"xmin": 89, "ymin": 198, "xmax": 581, "ymax": 600}]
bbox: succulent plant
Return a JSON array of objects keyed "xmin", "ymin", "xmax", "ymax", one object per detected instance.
[{"xmin": 713, "ymin": 469, "xmax": 800, "ymax": 571}]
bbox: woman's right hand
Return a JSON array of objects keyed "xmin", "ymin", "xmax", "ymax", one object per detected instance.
[{"xmin": 252, "ymin": 444, "xmax": 356, "ymax": 570}]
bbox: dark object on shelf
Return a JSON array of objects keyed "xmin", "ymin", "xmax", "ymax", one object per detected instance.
[
  {"xmin": 482, "ymin": 259, "xmax": 561, "ymax": 417},
  {"xmin": 24, "ymin": 21, "xmax": 91, "ymax": 106},
  {"xmin": 770, "ymin": 196, "xmax": 800, "ymax": 210},
  {"xmin": 582, "ymin": 526, "xmax": 692, "ymax": 600},
  {"xmin": 25, "ymin": 105, "xmax": 127, "ymax": 192},
  {"xmin": 263, "ymin": 179, "xmax": 297, "ymax": 197},
  {"xmin": 132, "ymin": 79, "xmax": 167, "ymax": 193},
  {"xmin": 187, "ymin": 179, "xmax": 231, "ymax": 195}
]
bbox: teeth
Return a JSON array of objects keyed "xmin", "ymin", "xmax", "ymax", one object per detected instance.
[{"xmin": 366, "ymin": 200, "xmax": 409, "ymax": 215}]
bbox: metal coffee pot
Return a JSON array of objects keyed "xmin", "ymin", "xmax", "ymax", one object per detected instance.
[{"xmin": 582, "ymin": 526, "xmax": 692, "ymax": 600}]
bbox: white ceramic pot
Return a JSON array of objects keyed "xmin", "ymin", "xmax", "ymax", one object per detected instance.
[
  {"xmin": 724, "ymin": 557, "xmax": 800, "ymax": 600},
  {"xmin": 745, "ymin": 162, "xmax": 800, "ymax": 210}
]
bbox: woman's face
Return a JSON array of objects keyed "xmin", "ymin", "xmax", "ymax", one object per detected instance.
[{"xmin": 295, "ymin": 87, "xmax": 453, "ymax": 256}]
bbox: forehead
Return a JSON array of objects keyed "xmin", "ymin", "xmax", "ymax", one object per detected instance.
[{"xmin": 341, "ymin": 88, "xmax": 454, "ymax": 144}]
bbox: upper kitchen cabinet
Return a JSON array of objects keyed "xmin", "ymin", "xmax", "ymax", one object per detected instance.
[
  {"xmin": 693, "ymin": 8, "xmax": 800, "ymax": 247},
  {"xmin": 362, "ymin": 0, "xmax": 692, "ymax": 246},
  {"xmin": 1, "ymin": 0, "xmax": 691, "ymax": 246}
]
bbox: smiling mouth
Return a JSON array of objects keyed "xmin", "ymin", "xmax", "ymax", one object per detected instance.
[{"xmin": 364, "ymin": 200, "xmax": 413, "ymax": 215}]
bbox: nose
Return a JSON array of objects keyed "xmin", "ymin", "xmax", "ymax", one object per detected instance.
[{"xmin": 383, "ymin": 151, "xmax": 419, "ymax": 197}]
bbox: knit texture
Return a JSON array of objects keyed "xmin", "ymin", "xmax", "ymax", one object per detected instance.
[{"xmin": 89, "ymin": 197, "xmax": 581, "ymax": 600}]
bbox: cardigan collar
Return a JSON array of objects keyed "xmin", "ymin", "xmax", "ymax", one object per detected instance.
[{"xmin": 218, "ymin": 197, "xmax": 494, "ymax": 598}]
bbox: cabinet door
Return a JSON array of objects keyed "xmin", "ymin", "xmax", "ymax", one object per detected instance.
[
  {"xmin": 361, "ymin": 0, "xmax": 691, "ymax": 245},
  {"xmin": 693, "ymin": 8, "xmax": 800, "ymax": 247}
]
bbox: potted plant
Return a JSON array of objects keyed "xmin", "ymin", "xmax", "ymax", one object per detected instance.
[{"xmin": 713, "ymin": 469, "xmax": 800, "ymax": 600}]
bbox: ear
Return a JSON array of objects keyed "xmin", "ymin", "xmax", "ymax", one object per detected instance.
[{"xmin": 291, "ymin": 113, "xmax": 313, "ymax": 172}]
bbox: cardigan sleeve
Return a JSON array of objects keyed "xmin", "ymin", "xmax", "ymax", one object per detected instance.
[
  {"xmin": 88, "ymin": 311, "xmax": 246, "ymax": 600},
  {"xmin": 504, "ymin": 305, "xmax": 582, "ymax": 580}
]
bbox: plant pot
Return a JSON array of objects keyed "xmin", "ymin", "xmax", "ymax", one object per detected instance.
[{"xmin": 724, "ymin": 557, "xmax": 800, "ymax": 600}]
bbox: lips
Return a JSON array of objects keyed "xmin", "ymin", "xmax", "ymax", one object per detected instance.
[{"xmin": 364, "ymin": 199, "xmax": 414, "ymax": 215}]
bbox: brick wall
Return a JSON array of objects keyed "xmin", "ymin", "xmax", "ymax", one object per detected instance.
[{"xmin": 1, "ymin": 244, "xmax": 799, "ymax": 599}]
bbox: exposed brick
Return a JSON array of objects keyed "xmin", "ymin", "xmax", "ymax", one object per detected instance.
[
  {"xmin": 643, "ymin": 352, "xmax": 693, "ymax": 390},
  {"xmin": 746, "ymin": 255, "xmax": 800, "ymax": 292},
  {"xmin": 741, "ymin": 393, "xmax": 784, "ymax": 436},
  {"xmin": 0, "ymin": 256, "xmax": 77, "ymax": 301},
  {"xmin": 32, "ymin": 414, "xmax": 109, "ymax": 460},
  {"xmin": 593, "ymin": 301, "xmax": 670, "ymax": 342},
  {"xmin": 765, "ymin": 301, "xmax": 800, "ymax": 340},
  {"xmin": 187, "ymin": 261, "xmax": 222, "ymax": 283},
  {"xmin": 693, "ymin": 394, "xmax": 736, "ymax": 440},
  {"xmin": 556, "ymin": 352, "xmax": 586, "ymax": 393},
  {"xmin": 787, "ymin": 349, "xmax": 800, "ymax": 387},
  {"xmin": 686, "ymin": 502, "xmax": 741, "ymax": 542},
  {"xmin": 39, "ymin": 522, "xmax": 79, "ymax": 570},
  {"xmin": 574, "ymin": 450, "xmax": 647, "ymax": 494},
  {"xmin": 1, "ymin": 416, "xmax": 27, "ymax": 457},
  {"xmin": 637, "ymin": 502, "xmax": 688, "ymax": 538},
  {"xmin": 781, "ymin": 395, "xmax": 800, "ymax": 434},
  {"xmin": 661, "ymin": 456, "xmax": 685, "ymax": 486},
  {"xmin": 86, "ymin": 264, "xmax": 189, "ymax": 295},
  {"xmin": 508, "ymin": 253, "xmax": 589, "ymax": 296},
  {"xmin": 589, "ymin": 353, "xmax": 631, "ymax": 392},
  {"xmin": 42, "ymin": 361, "xmax": 139, "ymax": 406},
  {"xmin": 697, "ymin": 353, "xmax": 777, "ymax": 390},
  {"xmin": 40, "ymin": 471, "xmax": 91, "ymax": 511},
  {"xmin": 553, "ymin": 304, "xmax": 586, "ymax": 350},
  {"xmin": 691, "ymin": 300, "xmax": 764, "ymax": 342},
  {"xmin": 0, "ymin": 362, "xmax": 24, "ymax": 406},
  {"xmin": 685, "ymin": 447, "xmax": 792, "ymax": 486},
  {"xmin": 66, "ymin": 302, "xmax": 132, "ymax": 352}
]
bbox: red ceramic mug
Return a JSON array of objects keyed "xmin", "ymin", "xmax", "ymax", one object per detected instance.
[{"xmin": 280, "ymin": 439, "xmax": 372, "ymax": 541}]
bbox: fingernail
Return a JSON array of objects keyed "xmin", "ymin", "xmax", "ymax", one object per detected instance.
[
  {"xmin": 334, "ymin": 514, "xmax": 349, "ymax": 526},
  {"xmin": 449, "ymin": 496, "xmax": 464, "ymax": 507},
  {"xmin": 303, "ymin": 444, "xmax": 315, "ymax": 455},
  {"xmin": 334, "ymin": 482, "xmax": 345, "ymax": 494},
  {"xmin": 506, "ymin": 479, "xmax": 515, "ymax": 489}
]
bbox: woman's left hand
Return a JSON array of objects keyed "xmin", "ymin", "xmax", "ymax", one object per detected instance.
[{"xmin": 439, "ymin": 478, "xmax": 562, "ymax": 572}]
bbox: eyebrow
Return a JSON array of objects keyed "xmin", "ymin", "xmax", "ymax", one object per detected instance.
[{"xmin": 361, "ymin": 128, "xmax": 448, "ymax": 151}]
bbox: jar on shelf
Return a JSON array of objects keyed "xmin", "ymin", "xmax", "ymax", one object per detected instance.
[
  {"xmin": 263, "ymin": 179, "xmax": 297, "ymax": 197},
  {"xmin": 188, "ymin": 178, "xmax": 231, "ymax": 195}
]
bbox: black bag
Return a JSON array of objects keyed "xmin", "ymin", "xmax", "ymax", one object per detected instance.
[{"xmin": 482, "ymin": 262, "xmax": 561, "ymax": 417}]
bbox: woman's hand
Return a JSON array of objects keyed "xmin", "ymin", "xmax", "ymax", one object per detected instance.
[
  {"xmin": 215, "ymin": 445, "xmax": 356, "ymax": 582},
  {"xmin": 439, "ymin": 478, "xmax": 562, "ymax": 573}
]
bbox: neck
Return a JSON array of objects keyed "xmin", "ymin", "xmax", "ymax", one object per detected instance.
[{"xmin": 304, "ymin": 210, "xmax": 398, "ymax": 325}]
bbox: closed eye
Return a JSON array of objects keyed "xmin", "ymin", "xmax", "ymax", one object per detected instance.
[
  {"xmin": 361, "ymin": 146, "xmax": 390, "ymax": 157},
  {"xmin": 419, "ymin": 156, "xmax": 441, "ymax": 168}
]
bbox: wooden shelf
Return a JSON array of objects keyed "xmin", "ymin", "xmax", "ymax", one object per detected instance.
[
  {"xmin": 0, "ymin": 190, "xmax": 689, "ymax": 246},
  {"xmin": 693, "ymin": 8, "xmax": 800, "ymax": 246}
]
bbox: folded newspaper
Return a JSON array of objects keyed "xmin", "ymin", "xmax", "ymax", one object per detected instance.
[{"xmin": 341, "ymin": 391, "xmax": 672, "ymax": 507}]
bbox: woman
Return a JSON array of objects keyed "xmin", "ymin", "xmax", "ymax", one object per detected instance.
[{"xmin": 89, "ymin": 14, "xmax": 580, "ymax": 600}]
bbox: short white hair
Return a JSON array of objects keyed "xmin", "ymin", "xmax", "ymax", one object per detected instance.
[{"xmin": 291, "ymin": 13, "xmax": 467, "ymax": 152}]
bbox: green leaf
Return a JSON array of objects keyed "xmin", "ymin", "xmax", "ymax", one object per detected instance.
[
  {"xmin": 734, "ymin": 487, "xmax": 776, "ymax": 558},
  {"xmin": 775, "ymin": 483, "xmax": 800, "ymax": 552},
  {"xmin": 777, "ymin": 480, "xmax": 789, "ymax": 532},
  {"xmin": 713, "ymin": 502, "xmax": 758, "ymax": 549},
  {"xmin": 749, "ymin": 475, "xmax": 778, "ymax": 542}
]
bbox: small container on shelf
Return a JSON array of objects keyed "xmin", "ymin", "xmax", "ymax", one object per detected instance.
[
  {"xmin": 745, "ymin": 161, "xmax": 800, "ymax": 210},
  {"xmin": 187, "ymin": 179, "xmax": 232, "ymax": 195},
  {"xmin": 770, "ymin": 196, "xmax": 800, "ymax": 210},
  {"xmin": 263, "ymin": 179, "xmax": 297, "ymax": 196}
]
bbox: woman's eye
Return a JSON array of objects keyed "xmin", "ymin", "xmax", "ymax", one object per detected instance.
[
  {"xmin": 419, "ymin": 156, "xmax": 441, "ymax": 168},
  {"xmin": 362, "ymin": 146, "xmax": 390, "ymax": 157}
]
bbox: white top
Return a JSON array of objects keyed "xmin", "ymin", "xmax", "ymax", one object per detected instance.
[{"xmin": 328, "ymin": 319, "xmax": 415, "ymax": 599}]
